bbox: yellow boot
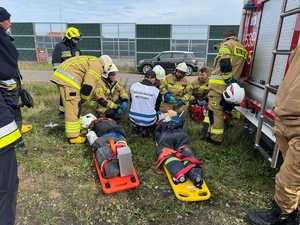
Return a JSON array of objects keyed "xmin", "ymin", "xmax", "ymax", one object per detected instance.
[
  {"xmin": 68, "ymin": 136, "xmax": 86, "ymax": 144},
  {"xmin": 21, "ymin": 124, "xmax": 33, "ymax": 134}
]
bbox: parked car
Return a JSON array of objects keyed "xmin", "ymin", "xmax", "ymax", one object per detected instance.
[{"xmin": 137, "ymin": 51, "xmax": 199, "ymax": 76}]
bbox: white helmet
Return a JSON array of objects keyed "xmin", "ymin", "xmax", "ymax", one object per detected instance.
[
  {"xmin": 176, "ymin": 62, "xmax": 188, "ymax": 73},
  {"xmin": 102, "ymin": 63, "xmax": 118, "ymax": 78},
  {"xmin": 152, "ymin": 65, "xmax": 166, "ymax": 81},
  {"xmin": 223, "ymin": 83, "xmax": 245, "ymax": 104},
  {"xmin": 99, "ymin": 55, "xmax": 113, "ymax": 74},
  {"xmin": 80, "ymin": 113, "xmax": 97, "ymax": 128}
]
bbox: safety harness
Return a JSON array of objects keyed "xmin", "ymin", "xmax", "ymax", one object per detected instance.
[
  {"xmin": 100, "ymin": 138, "xmax": 126, "ymax": 175},
  {"xmin": 156, "ymin": 145, "xmax": 202, "ymax": 181}
]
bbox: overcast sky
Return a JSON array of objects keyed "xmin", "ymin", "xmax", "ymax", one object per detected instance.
[{"xmin": 0, "ymin": 0, "xmax": 244, "ymax": 25}]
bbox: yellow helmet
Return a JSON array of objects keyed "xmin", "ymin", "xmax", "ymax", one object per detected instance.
[{"xmin": 65, "ymin": 27, "xmax": 81, "ymax": 40}]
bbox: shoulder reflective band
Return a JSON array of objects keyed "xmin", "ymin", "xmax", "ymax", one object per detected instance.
[
  {"xmin": 65, "ymin": 121, "xmax": 81, "ymax": 134},
  {"xmin": 0, "ymin": 121, "xmax": 22, "ymax": 149},
  {"xmin": 61, "ymin": 51, "xmax": 72, "ymax": 58},
  {"xmin": 218, "ymin": 47, "xmax": 231, "ymax": 56},
  {"xmin": 210, "ymin": 128, "xmax": 224, "ymax": 135},
  {"xmin": 53, "ymin": 68, "xmax": 81, "ymax": 90},
  {"xmin": 234, "ymin": 47, "xmax": 247, "ymax": 59}
]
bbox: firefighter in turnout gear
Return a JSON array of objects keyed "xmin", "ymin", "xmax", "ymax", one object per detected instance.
[
  {"xmin": 93, "ymin": 64, "xmax": 129, "ymax": 120},
  {"xmin": 207, "ymin": 31, "xmax": 247, "ymax": 144},
  {"xmin": 190, "ymin": 67, "xmax": 209, "ymax": 104},
  {"xmin": 0, "ymin": 7, "xmax": 23, "ymax": 225},
  {"xmin": 52, "ymin": 27, "xmax": 81, "ymax": 114},
  {"xmin": 247, "ymin": 47, "xmax": 300, "ymax": 225},
  {"xmin": 160, "ymin": 62, "xmax": 192, "ymax": 113},
  {"xmin": 52, "ymin": 27, "xmax": 81, "ymax": 70},
  {"xmin": 189, "ymin": 67, "xmax": 209, "ymax": 123},
  {"xmin": 50, "ymin": 55, "xmax": 114, "ymax": 144}
]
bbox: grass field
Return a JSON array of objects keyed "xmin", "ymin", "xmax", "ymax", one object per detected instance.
[{"xmin": 16, "ymin": 83, "xmax": 276, "ymax": 225}]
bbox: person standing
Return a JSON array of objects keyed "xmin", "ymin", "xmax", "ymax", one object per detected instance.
[
  {"xmin": 247, "ymin": 47, "xmax": 300, "ymax": 225},
  {"xmin": 207, "ymin": 31, "xmax": 247, "ymax": 144},
  {"xmin": 50, "ymin": 55, "xmax": 114, "ymax": 144},
  {"xmin": 52, "ymin": 27, "xmax": 81, "ymax": 114},
  {"xmin": 0, "ymin": 7, "xmax": 24, "ymax": 225}
]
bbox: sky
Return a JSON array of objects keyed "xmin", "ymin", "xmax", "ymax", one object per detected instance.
[{"xmin": 0, "ymin": 0, "xmax": 244, "ymax": 25}]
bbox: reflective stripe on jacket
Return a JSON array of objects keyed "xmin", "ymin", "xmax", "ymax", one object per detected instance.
[{"xmin": 50, "ymin": 55, "xmax": 103, "ymax": 100}]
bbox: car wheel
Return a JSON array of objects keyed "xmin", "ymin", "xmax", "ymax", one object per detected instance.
[
  {"xmin": 186, "ymin": 65, "xmax": 193, "ymax": 76},
  {"xmin": 142, "ymin": 64, "xmax": 152, "ymax": 74}
]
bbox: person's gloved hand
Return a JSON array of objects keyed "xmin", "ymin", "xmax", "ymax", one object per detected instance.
[
  {"xmin": 176, "ymin": 99, "xmax": 185, "ymax": 107},
  {"xmin": 197, "ymin": 99, "xmax": 207, "ymax": 106},
  {"xmin": 20, "ymin": 89, "xmax": 34, "ymax": 108},
  {"xmin": 120, "ymin": 101, "xmax": 129, "ymax": 111},
  {"xmin": 164, "ymin": 92, "xmax": 176, "ymax": 104},
  {"xmin": 117, "ymin": 102, "xmax": 128, "ymax": 115}
]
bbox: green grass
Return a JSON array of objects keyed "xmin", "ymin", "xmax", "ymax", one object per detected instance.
[{"xmin": 16, "ymin": 83, "xmax": 276, "ymax": 225}]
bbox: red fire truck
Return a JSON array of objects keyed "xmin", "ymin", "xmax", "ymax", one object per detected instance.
[{"xmin": 237, "ymin": 0, "xmax": 300, "ymax": 167}]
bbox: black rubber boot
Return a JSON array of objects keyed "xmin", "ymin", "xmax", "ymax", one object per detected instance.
[
  {"xmin": 246, "ymin": 202, "xmax": 298, "ymax": 225},
  {"xmin": 206, "ymin": 136, "xmax": 221, "ymax": 145}
]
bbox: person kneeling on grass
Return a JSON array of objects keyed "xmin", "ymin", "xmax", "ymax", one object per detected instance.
[
  {"xmin": 93, "ymin": 64, "xmax": 129, "ymax": 121},
  {"xmin": 129, "ymin": 69, "xmax": 162, "ymax": 137},
  {"xmin": 188, "ymin": 66, "xmax": 209, "ymax": 124}
]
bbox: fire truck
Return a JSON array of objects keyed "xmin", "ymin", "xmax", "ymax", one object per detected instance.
[{"xmin": 237, "ymin": 0, "xmax": 300, "ymax": 167}]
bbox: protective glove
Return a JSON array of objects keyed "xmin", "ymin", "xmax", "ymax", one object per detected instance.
[
  {"xmin": 197, "ymin": 99, "xmax": 207, "ymax": 107},
  {"xmin": 164, "ymin": 92, "xmax": 176, "ymax": 104},
  {"xmin": 117, "ymin": 107, "xmax": 124, "ymax": 115},
  {"xmin": 119, "ymin": 101, "xmax": 129, "ymax": 112},
  {"xmin": 20, "ymin": 89, "xmax": 34, "ymax": 108},
  {"xmin": 176, "ymin": 99, "xmax": 186, "ymax": 107}
]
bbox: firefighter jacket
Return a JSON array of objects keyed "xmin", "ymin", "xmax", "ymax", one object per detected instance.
[
  {"xmin": 52, "ymin": 38, "xmax": 81, "ymax": 69},
  {"xmin": 190, "ymin": 79, "xmax": 209, "ymax": 101},
  {"xmin": 0, "ymin": 93, "xmax": 22, "ymax": 154},
  {"xmin": 160, "ymin": 74, "xmax": 192, "ymax": 103},
  {"xmin": 50, "ymin": 55, "xmax": 103, "ymax": 101},
  {"xmin": 94, "ymin": 78, "xmax": 129, "ymax": 112},
  {"xmin": 209, "ymin": 36, "xmax": 247, "ymax": 94},
  {"xmin": 274, "ymin": 46, "xmax": 300, "ymax": 127},
  {"xmin": 0, "ymin": 27, "xmax": 19, "ymax": 81}
]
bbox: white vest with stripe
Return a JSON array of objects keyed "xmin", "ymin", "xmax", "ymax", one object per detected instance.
[{"xmin": 129, "ymin": 82, "xmax": 159, "ymax": 126}]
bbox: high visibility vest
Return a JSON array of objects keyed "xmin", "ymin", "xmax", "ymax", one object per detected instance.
[{"xmin": 129, "ymin": 82, "xmax": 159, "ymax": 126}]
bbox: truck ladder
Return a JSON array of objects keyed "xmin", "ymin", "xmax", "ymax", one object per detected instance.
[{"xmin": 255, "ymin": 0, "xmax": 300, "ymax": 168}]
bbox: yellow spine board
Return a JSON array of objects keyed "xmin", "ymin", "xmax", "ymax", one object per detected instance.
[{"xmin": 163, "ymin": 165, "xmax": 211, "ymax": 202}]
